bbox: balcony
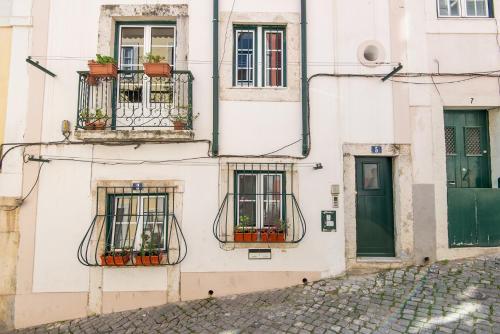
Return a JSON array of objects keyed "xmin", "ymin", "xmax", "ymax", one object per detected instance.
[{"xmin": 75, "ymin": 70, "xmax": 195, "ymax": 142}]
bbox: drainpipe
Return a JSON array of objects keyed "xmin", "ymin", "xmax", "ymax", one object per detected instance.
[
  {"xmin": 301, "ymin": 0, "xmax": 309, "ymax": 156},
  {"xmin": 212, "ymin": 0, "xmax": 219, "ymax": 156}
]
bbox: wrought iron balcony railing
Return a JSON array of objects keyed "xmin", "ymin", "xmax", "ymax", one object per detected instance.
[
  {"xmin": 213, "ymin": 193, "xmax": 307, "ymax": 244},
  {"xmin": 78, "ymin": 186, "xmax": 187, "ymax": 266},
  {"xmin": 76, "ymin": 70, "xmax": 194, "ymax": 130}
]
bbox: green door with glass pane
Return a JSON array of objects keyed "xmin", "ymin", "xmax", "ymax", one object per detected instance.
[
  {"xmin": 356, "ymin": 157, "xmax": 395, "ymax": 257},
  {"xmin": 445, "ymin": 110, "xmax": 491, "ymax": 189},
  {"xmin": 445, "ymin": 110, "xmax": 498, "ymax": 247}
]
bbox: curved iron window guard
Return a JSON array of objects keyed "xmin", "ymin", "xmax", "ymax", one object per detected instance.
[
  {"xmin": 78, "ymin": 187, "xmax": 187, "ymax": 266},
  {"xmin": 213, "ymin": 163, "xmax": 306, "ymax": 244}
]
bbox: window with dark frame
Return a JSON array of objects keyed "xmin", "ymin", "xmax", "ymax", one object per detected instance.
[
  {"xmin": 234, "ymin": 25, "xmax": 286, "ymax": 87},
  {"xmin": 107, "ymin": 194, "xmax": 168, "ymax": 252},
  {"xmin": 236, "ymin": 171, "xmax": 285, "ymax": 230}
]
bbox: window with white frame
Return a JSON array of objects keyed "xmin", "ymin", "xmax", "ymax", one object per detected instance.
[
  {"xmin": 117, "ymin": 24, "xmax": 176, "ymax": 104},
  {"xmin": 234, "ymin": 25, "xmax": 286, "ymax": 87},
  {"xmin": 109, "ymin": 195, "xmax": 168, "ymax": 251},
  {"xmin": 236, "ymin": 172, "xmax": 284, "ymax": 229},
  {"xmin": 438, "ymin": 0, "xmax": 492, "ymax": 17}
]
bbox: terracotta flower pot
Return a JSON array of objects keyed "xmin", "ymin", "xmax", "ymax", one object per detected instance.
[
  {"xmin": 143, "ymin": 63, "xmax": 172, "ymax": 77},
  {"xmin": 261, "ymin": 230, "xmax": 286, "ymax": 242},
  {"xmin": 83, "ymin": 120, "xmax": 107, "ymax": 130},
  {"xmin": 173, "ymin": 120, "xmax": 187, "ymax": 130},
  {"xmin": 134, "ymin": 253, "xmax": 163, "ymax": 266},
  {"xmin": 88, "ymin": 61, "xmax": 118, "ymax": 78},
  {"xmin": 100, "ymin": 254, "xmax": 130, "ymax": 266},
  {"xmin": 234, "ymin": 231, "xmax": 258, "ymax": 242}
]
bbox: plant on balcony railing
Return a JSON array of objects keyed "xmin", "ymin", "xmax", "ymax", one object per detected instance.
[{"xmin": 77, "ymin": 69, "xmax": 194, "ymax": 130}]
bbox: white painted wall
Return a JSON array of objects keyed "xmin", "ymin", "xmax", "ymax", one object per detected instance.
[{"xmin": 4, "ymin": 0, "xmax": 499, "ymax": 296}]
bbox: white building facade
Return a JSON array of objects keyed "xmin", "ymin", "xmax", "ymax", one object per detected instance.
[{"xmin": 1, "ymin": 0, "xmax": 499, "ymax": 330}]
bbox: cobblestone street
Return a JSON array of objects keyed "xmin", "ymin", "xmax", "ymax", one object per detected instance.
[{"xmin": 8, "ymin": 254, "xmax": 500, "ymax": 334}]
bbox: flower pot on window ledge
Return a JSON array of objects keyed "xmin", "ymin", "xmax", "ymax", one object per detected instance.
[
  {"xmin": 144, "ymin": 63, "xmax": 172, "ymax": 78},
  {"xmin": 134, "ymin": 252, "xmax": 164, "ymax": 266},
  {"xmin": 234, "ymin": 230, "xmax": 258, "ymax": 242},
  {"xmin": 260, "ymin": 229, "xmax": 286, "ymax": 243},
  {"xmin": 100, "ymin": 253, "xmax": 130, "ymax": 266}
]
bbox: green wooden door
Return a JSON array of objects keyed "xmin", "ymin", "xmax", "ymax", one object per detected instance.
[
  {"xmin": 445, "ymin": 110, "xmax": 491, "ymax": 188},
  {"xmin": 356, "ymin": 157, "xmax": 395, "ymax": 257},
  {"xmin": 445, "ymin": 110, "xmax": 498, "ymax": 247}
]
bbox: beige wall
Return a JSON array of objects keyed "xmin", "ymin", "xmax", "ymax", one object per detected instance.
[{"xmin": 0, "ymin": 27, "xmax": 11, "ymax": 149}]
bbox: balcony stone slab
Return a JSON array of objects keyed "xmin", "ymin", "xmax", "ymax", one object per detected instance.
[{"xmin": 74, "ymin": 129, "xmax": 194, "ymax": 143}]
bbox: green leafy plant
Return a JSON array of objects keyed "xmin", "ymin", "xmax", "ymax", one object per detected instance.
[
  {"xmin": 139, "ymin": 232, "xmax": 163, "ymax": 256},
  {"xmin": 277, "ymin": 219, "xmax": 287, "ymax": 232},
  {"xmin": 236, "ymin": 215, "xmax": 256, "ymax": 232},
  {"xmin": 79, "ymin": 108, "xmax": 109, "ymax": 122},
  {"xmin": 144, "ymin": 53, "xmax": 165, "ymax": 63},
  {"xmin": 170, "ymin": 109, "xmax": 198, "ymax": 122},
  {"xmin": 94, "ymin": 54, "xmax": 116, "ymax": 65}
]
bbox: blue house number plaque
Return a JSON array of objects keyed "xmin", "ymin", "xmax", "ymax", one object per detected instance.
[{"xmin": 371, "ymin": 146, "xmax": 383, "ymax": 154}]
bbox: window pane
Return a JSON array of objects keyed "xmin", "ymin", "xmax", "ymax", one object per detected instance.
[
  {"xmin": 151, "ymin": 27, "xmax": 175, "ymax": 47},
  {"xmin": 238, "ymin": 174, "xmax": 257, "ymax": 227},
  {"xmin": 263, "ymin": 174, "xmax": 282, "ymax": 228},
  {"xmin": 236, "ymin": 30, "xmax": 254, "ymax": 86},
  {"xmin": 363, "ymin": 164, "xmax": 380, "ymax": 190},
  {"xmin": 121, "ymin": 27, "xmax": 144, "ymax": 45},
  {"xmin": 265, "ymin": 31, "xmax": 284, "ymax": 87},
  {"xmin": 438, "ymin": 0, "xmax": 450, "ymax": 16},
  {"xmin": 113, "ymin": 196, "xmax": 138, "ymax": 249},
  {"xmin": 450, "ymin": 0, "xmax": 460, "ymax": 15},
  {"xmin": 150, "ymin": 46, "xmax": 174, "ymax": 65}
]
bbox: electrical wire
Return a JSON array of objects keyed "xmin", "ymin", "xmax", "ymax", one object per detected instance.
[{"xmin": 4, "ymin": 162, "xmax": 46, "ymax": 211}]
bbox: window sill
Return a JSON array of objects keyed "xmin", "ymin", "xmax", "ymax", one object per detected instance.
[
  {"xmin": 229, "ymin": 86, "xmax": 287, "ymax": 90},
  {"xmin": 232, "ymin": 242, "xmax": 299, "ymax": 249},
  {"xmin": 74, "ymin": 129, "xmax": 194, "ymax": 143}
]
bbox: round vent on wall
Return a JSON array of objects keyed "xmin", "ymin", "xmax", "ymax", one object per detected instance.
[{"xmin": 358, "ymin": 41, "xmax": 385, "ymax": 67}]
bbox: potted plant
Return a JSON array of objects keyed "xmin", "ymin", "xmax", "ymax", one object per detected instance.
[
  {"xmin": 134, "ymin": 232, "xmax": 164, "ymax": 266},
  {"xmin": 79, "ymin": 109, "xmax": 109, "ymax": 130},
  {"xmin": 143, "ymin": 53, "xmax": 172, "ymax": 77},
  {"xmin": 170, "ymin": 109, "xmax": 197, "ymax": 130},
  {"xmin": 261, "ymin": 219, "xmax": 287, "ymax": 242},
  {"xmin": 234, "ymin": 216, "xmax": 258, "ymax": 242},
  {"xmin": 88, "ymin": 54, "xmax": 118, "ymax": 78},
  {"xmin": 100, "ymin": 249, "xmax": 131, "ymax": 266},
  {"xmin": 93, "ymin": 109, "xmax": 109, "ymax": 130}
]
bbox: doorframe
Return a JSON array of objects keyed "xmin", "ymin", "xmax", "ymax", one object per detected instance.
[{"xmin": 343, "ymin": 143, "xmax": 414, "ymax": 271}]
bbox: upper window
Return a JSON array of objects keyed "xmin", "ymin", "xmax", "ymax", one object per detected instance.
[
  {"xmin": 233, "ymin": 25, "xmax": 286, "ymax": 88},
  {"xmin": 438, "ymin": 0, "xmax": 492, "ymax": 17},
  {"xmin": 117, "ymin": 24, "xmax": 176, "ymax": 105},
  {"xmin": 119, "ymin": 25, "xmax": 176, "ymax": 71}
]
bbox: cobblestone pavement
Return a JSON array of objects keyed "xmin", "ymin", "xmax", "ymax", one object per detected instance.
[{"xmin": 9, "ymin": 254, "xmax": 500, "ymax": 334}]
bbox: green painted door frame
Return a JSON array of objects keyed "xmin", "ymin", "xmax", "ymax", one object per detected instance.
[{"xmin": 355, "ymin": 157, "xmax": 395, "ymax": 257}]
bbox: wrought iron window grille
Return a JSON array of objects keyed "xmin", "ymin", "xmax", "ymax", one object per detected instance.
[
  {"xmin": 77, "ymin": 70, "xmax": 194, "ymax": 130},
  {"xmin": 78, "ymin": 186, "xmax": 187, "ymax": 267},
  {"xmin": 213, "ymin": 163, "xmax": 306, "ymax": 244}
]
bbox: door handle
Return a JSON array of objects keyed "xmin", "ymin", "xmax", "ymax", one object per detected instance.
[
  {"xmin": 462, "ymin": 168, "xmax": 470, "ymax": 181},
  {"xmin": 448, "ymin": 180, "xmax": 456, "ymax": 185}
]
